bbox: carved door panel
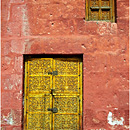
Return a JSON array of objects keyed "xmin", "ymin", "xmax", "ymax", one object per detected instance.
[
  {"xmin": 53, "ymin": 58, "xmax": 82, "ymax": 130},
  {"xmin": 24, "ymin": 57, "xmax": 82, "ymax": 130}
]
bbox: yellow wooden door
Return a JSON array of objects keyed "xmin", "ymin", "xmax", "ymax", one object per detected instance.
[{"xmin": 24, "ymin": 57, "xmax": 82, "ymax": 130}]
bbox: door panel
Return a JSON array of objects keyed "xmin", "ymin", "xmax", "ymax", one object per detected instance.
[
  {"xmin": 54, "ymin": 58, "xmax": 79, "ymax": 75},
  {"xmin": 28, "ymin": 94, "xmax": 52, "ymax": 112},
  {"xmin": 24, "ymin": 58, "xmax": 53, "ymax": 130},
  {"xmin": 27, "ymin": 113, "xmax": 51, "ymax": 130},
  {"xmin": 28, "ymin": 58, "xmax": 53, "ymax": 75},
  {"xmin": 53, "ymin": 96, "xmax": 79, "ymax": 113},
  {"xmin": 24, "ymin": 57, "xmax": 82, "ymax": 130},
  {"xmin": 54, "ymin": 76, "xmax": 79, "ymax": 93},
  {"xmin": 53, "ymin": 58, "xmax": 80, "ymax": 94},
  {"xmin": 54, "ymin": 114, "xmax": 79, "ymax": 130},
  {"xmin": 28, "ymin": 76, "xmax": 52, "ymax": 92},
  {"xmin": 27, "ymin": 94, "xmax": 52, "ymax": 130},
  {"xmin": 52, "ymin": 58, "xmax": 81, "ymax": 130}
]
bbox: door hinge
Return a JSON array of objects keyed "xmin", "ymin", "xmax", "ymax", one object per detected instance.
[{"xmin": 48, "ymin": 71, "xmax": 58, "ymax": 75}]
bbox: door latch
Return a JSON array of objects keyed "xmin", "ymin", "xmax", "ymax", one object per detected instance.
[
  {"xmin": 48, "ymin": 71, "xmax": 58, "ymax": 75},
  {"xmin": 47, "ymin": 107, "xmax": 58, "ymax": 113},
  {"xmin": 51, "ymin": 89, "xmax": 55, "ymax": 95}
]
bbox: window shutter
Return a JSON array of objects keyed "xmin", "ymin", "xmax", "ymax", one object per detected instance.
[{"xmin": 86, "ymin": 0, "xmax": 115, "ymax": 22}]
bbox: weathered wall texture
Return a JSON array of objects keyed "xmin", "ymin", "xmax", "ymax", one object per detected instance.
[{"xmin": 1, "ymin": 0, "xmax": 129, "ymax": 129}]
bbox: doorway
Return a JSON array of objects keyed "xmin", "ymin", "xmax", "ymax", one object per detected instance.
[{"xmin": 24, "ymin": 56, "xmax": 83, "ymax": 130}]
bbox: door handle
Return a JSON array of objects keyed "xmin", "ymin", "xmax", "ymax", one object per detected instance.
[{"xmin": 47, "ymin": 107, "xmax": 58, "ymax": 113}]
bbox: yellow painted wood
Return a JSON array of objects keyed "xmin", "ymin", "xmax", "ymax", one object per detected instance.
[
  {"xmin": 24, "ymin": 57, "xmax": 82, "ymax": 130},
  {"xmin": 24, "ymin": 60, "xmax": 28, "ymax": 130},
  {"xmin": 99, "ymin": 0, "xmax": 101, "ymax": 20},
  {"xmin": 86, "ymin": 0, "xmax": 115, "ymax": 22},
  {"xmin": 79, "ymin": 59, "xmax": 83, "ymax": 130}
]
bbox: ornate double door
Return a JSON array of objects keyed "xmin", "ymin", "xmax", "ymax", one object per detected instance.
[{"xmin": 24, "ymin": 57, "xmax": 82, "ymax": 130}]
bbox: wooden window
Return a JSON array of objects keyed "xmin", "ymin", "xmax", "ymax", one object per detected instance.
[{"xmin": 86, "ymin": 0, "xmax": 115, "ymax": 22}]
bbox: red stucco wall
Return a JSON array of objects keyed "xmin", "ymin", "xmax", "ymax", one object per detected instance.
[{"xmin": 1, "ymin": 0, "xmax": 129, "ymax": 129}]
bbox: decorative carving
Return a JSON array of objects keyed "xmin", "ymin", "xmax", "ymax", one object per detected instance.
[
  {"xmin": 91, "ymin": 11, "xmax": 99, "ymax": 20},
  {"xmin": 29, "ymin": 76, "xmax": 51, "ymax": 92},
  {"xmin": 54, "ymin": 76, "xmax": 79, "ymax": 92},
  {"xmin": 28, "ymin": 113, "xmax": 51, "ymax": 129},
  {"xmin": 54, "ymin": 96, "xmax": 79, "ymax": 113},
  {"xmin": 55, "ymin": 59, "xmax": 79, "ymax": 75},
  {"xmin": 54, "ymin": 114, "xmax": 79, "ymax": 129},
  {"xmin": 66, "ymin": 60, "xmax": 79, "ymax": 75},
  {"xmin": 102, "ymin": 10, "xmax": 110, "ymax": 20},
  {"xmin": 91, "ymin": 0, "xmax": 99, "ymax": 7},
  {"xmin": 101, "ymin": 0, "xmax": 110, "ymax": 7},
  {"xmin": 55, "ymin": 59, "xmax": 66, "ymax": 75},
  {"xmin": 29, "ymin": 59, "xmax": 52, "ymax": 75},
  {"xmin": 28, "ymin": 96, "xmax": 50, "ymax": 112}
]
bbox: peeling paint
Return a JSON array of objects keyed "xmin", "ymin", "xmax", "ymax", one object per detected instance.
[
  {"xmin": 124, "ymin": 125, "xmax": 129, "ymax": 129},
  {"xmin": 22, "ymin": 5, "xmax": 30, "ymax": 36},
  {"xmin": 7, "ymin": 3, "xmax": 11, "ymax": 21},
  {"xmin": 81, "ymin": 44, "xmax": 86, "ymax": 49},
  {"xmin": 2, "ymin": 110, "xmax": 14, "ymax": 125},
  {"xmin": 107, "ymin": 112, "xmax": 124, "ymax": 126},
  {"xmin": 9, "ymin": 117, "xmax": 13, "ymax": 125}
]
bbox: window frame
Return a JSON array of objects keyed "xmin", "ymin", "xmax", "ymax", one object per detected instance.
[{"xmin": 85, "ymin": 0, "xmax": 115, "ymax": 22}]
